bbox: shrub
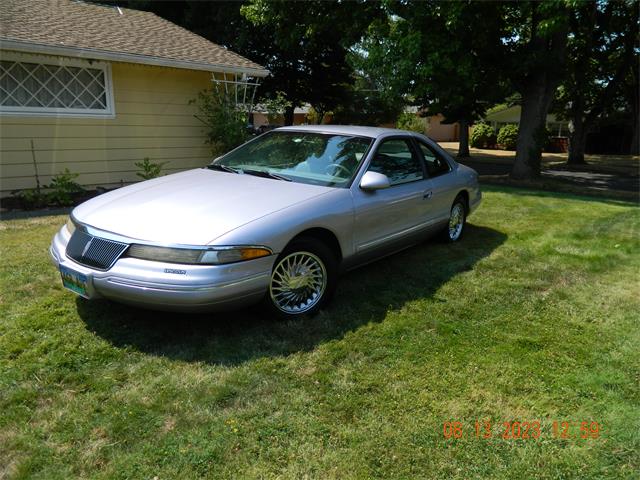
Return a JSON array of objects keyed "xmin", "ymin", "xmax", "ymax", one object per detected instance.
[
  {"xmin": 135, "ymin": 158, "xmax": 168, "ymax": 180},
  {"xmin": 192, "ymin": 87, "xmax": 248, "ymax": 157},
  {"xmin": 497, "ymin": 124, "xmax": 519, "ymax": 150},
  {"xmin": 540, "ymin": 125, "xmax": 552, "ymax": 151},
  {"xmin": 396, "ymin": 111, "xmax": 425, "ymax": 134},
  {"xmin": 262, "ymin": 91, "xmax": 291, "ymax": 125},
  {"xmin": 11, "ymin": 188, "xmax": 49, "ymax": 210},
  {"xmin": 470, "ymin": 123, "xmax": 496, "ymax": 148},
  {"xmin": 47, "ymin": 168, "xmax": 84, "ymax": 206}
]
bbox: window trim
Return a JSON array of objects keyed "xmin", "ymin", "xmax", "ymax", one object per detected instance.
[
  {"xmin": 366, "ymin": 135, "xmax": 427, "ymax": 187},
  {"xmin": 414, "ymin": 138, "xmax": 452, "ymax": 178},
  {"xmin": 0, "ymin": 52, "xmax": 115, "ymax": 118}
]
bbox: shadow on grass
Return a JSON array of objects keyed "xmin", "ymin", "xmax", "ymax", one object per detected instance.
[{"xmin": 77, "ymin": 224, "xmax": 506, "ymax": 366}]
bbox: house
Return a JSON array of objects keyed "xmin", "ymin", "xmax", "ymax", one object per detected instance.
[
  {"xmin": 0, "ymin": 0, "xmax": 267, "ymax": 197},
  {"xmin": 423, "ymin": 114, "xmax": 460, "ymax": 142},
  {"xmin": 249, "ymin": 104, "xmax": 332, "ymax": 130},
  {"xmin": 483, "ymin": 105, "xmax": 569, "ymax": 137},
  {"xmin": 389, "ymin": 107, "xmax": 461, "ymax": 142}
]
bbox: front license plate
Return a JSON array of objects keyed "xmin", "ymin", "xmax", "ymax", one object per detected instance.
[{"xmin": 59, "ymin": 265, "xmax": 89, "ymax": 298}]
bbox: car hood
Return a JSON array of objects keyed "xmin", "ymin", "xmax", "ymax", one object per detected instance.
[{"xmin": 73, "ymin": 169, "xmax": 332, "ymax": 245}]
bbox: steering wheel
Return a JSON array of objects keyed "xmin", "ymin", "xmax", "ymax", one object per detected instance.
[{"xmin": 325, "ymin": 163, "xmax": 351, "ymax": 177}]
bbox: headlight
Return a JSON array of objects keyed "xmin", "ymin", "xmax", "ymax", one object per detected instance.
[
  {"xmin": 65, "ymin": 217, "xmax": 76, "ymax": 235},
  {"xmin": 126, "ymin": 244, "xmax": 272, "ymax": 265}
]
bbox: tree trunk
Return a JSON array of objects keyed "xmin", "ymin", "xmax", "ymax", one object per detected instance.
[
  {"xmin": 630, "ymin": 70, "xmax": 640, "ymax": 155},
  {"xmin": 631, "ymin": 118, "xmax": 639, "ymax": 155},
  {"xmin": 511, "ymin": 79, "xmax": 558, "ymax": 179},
  {"xmin": 317, "ymin": 109, "xmax": 327, "ymax": 125},
  {"xmin": 457, "ymin": 120, "xmax": 470, "ymax": 158},
  {"xmin": 284, "ymin": 105, "xmax": 295, "ymax": 126},
  {"xmin": 567, "ymin": 115, "xmax": 587, "ymax": 165},
  {"xmin": 313, "ymin": 106, "xmax": 327, "ymax": 125},
  {"xmin": 511, "ymin": 25, "xmax": 568, "ymax": 180}
]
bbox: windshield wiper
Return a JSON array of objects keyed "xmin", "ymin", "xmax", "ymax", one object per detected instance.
[
  {"xmin": 206, "ymin": 164, "xmax": 241, "ymax": 174},
  {"xmin": 241, "ymin": 169, "xmax": 292, "ymax": 182}
]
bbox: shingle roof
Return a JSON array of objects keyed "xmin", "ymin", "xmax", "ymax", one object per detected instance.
[{"xmin": 0, "ymin": 0, "xmax": 267, "ymax": 76}]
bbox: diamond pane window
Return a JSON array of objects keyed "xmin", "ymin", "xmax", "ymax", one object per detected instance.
[{"xmin": 0, "ymin": 55, "xmax": 114, "ymax": 116}]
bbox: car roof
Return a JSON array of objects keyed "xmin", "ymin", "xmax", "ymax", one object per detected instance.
[{"xmin": 275, "ymin": 124, "xmax": 416, "ymax": 139}]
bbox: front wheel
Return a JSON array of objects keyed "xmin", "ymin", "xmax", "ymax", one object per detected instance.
[
  {"xmin": 266, "ymin": 237, "xmax": 337, "ymax": 318},
  {"xmin": 441, "ymin": 196, "xmax": 467, "ymax": 242}
]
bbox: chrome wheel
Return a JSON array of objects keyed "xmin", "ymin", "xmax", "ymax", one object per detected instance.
[
  {"xmin": 448, "ymin": 203, "xmax": 465, "ymax": 241},
  {"xmin": 269, "ymin": 251, "xmax": 327, "ymax": 314}
]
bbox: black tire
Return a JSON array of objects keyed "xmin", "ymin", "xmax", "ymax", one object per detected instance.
[
  {"xmin": 264, "ymin": 237, "xmax": 338, "ymax": 318},
  {"xmin": 440, "ymin": 195, "xmax": 467, "ymax": 243}
]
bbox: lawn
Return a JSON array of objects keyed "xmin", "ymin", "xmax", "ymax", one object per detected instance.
[
  {"xmin": 439, "ymin": 142, "xmax": 640, "ymax": 175},
  {"xmin": 1, "ymin": 186, "xmax": 639, "ymax": 479}
]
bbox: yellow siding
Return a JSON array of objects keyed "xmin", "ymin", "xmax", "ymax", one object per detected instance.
[{"xmin": 0, "ymin": 61, "xmax": 215, "ymax": 195}]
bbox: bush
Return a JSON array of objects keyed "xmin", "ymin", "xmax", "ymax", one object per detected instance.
[
  {"xmin": 396, "ymin": 112, "xmax": 425, "ymax": 134},
  {"xmin": 47, "ymin": 168, "xmax": 84, "ymax": 206},
  {"xmin": 470, "ymin": 123, "xmax": 496, "ymax": 148},
  {"xmin": 192, "ymin": 87, "xmax": 248, "ymax": 157},
  {"xmin": 11, "ymin": 188, "xmax": 49, "ymax": 210},
  {"xmin": 262, "ymin": 91, "xmax": 291, "ymax": 125},
  {"xmin": 497, "ymin": 124, "xmax": 519, "ymax": 150},
  {"xmin": 135, "ymin": 158, "xmax": 168, "ymax": 180}
]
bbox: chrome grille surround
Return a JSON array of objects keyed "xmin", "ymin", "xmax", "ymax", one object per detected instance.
[{"xmin": 65, "ymin": 229, "xmax": 129, "ymax": 271}]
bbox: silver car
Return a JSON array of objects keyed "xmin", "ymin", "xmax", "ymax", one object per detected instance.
[{"xmin": 50, "ymin": 126, "xmax": 481, "ymax": 317}]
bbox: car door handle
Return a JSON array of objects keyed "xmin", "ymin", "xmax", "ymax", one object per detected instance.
[{"xmin": 423, "ymin": 191, "xmax": 433, "ymax": 199}]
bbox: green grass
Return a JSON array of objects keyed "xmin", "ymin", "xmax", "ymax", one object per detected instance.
[{"xmin": 1, "ymin": 186, "xmax": 639, "ymax": 479}]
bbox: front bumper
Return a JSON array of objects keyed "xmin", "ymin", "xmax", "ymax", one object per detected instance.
[{"xmin": 50, "ymin": 226, "xmax": 274, "ymax": 312}]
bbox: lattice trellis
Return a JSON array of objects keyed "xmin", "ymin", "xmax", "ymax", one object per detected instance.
[
  {"xmin": 212, "ymin": 72, "xmax": 261, "ymax": 116},
  {"xmin": 0, "ymin": 58, "xmax": 112, "ymax": 115}
]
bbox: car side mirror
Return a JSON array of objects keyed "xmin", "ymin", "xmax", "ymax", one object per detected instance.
[{"xmin": 360, "ymin": 171, "xmax": 390, "ymax": 191}]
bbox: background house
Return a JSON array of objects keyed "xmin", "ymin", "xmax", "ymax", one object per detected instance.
[
  {"xmin": 483, "ymin": 105, "xmax": 569, "ymax": 137},
  {"xmin": 423, "ymin": 113, "xmax": 460, "ymax": 142},
  {"xmin": 381, "ymin": 107, "xmax": 461, "ymax": 142},
  {"xmin": 250, "ymin": 104, "xmax": 331, "ymax": 129},
  {"xmin": 0, "ymin": 0, "xmax": 267, "ymax": 197}
]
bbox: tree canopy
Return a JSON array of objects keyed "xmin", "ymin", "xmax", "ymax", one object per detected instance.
[{"xmin": 98, "ymin": 0, "xmax": 638, "ymax": 178}]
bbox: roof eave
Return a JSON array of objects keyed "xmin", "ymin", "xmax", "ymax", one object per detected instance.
[{"xmin": 0, "ymin": 38, "xmax": 269, "ymax": 77}]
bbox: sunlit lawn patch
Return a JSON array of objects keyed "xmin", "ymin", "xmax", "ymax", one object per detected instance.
[{"xmin": 1, "ymin": 186, "xmax": 638, "ymax": 479}]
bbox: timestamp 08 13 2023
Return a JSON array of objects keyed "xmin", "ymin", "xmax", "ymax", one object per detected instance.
[{"xmin": 442, "ymin": 420, "xmax": 602, "ymax": 440}]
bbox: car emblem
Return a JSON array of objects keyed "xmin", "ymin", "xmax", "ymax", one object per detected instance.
[{"xmin": 164, "ymin": 268, "xmax": 186, "ymax": 275}]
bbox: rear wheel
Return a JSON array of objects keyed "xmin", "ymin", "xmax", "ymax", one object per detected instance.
[
  {"xmin": 441, "ymin": 195, "xmax": 467, "ymax": 242},
  {"xmin": 266, "ymin": 237, "xmax": 337, "ymax": 318}
]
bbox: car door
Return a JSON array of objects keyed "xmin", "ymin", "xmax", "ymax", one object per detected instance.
[
  {"xmin": 413, "ymin": 139, "xmax": 458, "ymax": 224},
  {"xmin": 352, "ymin": 137, "xmax": 435, "ymax": 254}
]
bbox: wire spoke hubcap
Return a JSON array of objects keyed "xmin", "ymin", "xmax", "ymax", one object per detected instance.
[
  {"xmin": 270, "ymin": 251, "xmax": 327, "ymax": 314},
  {"xmin": 448, "ymin": 203, "xmax": 464, "ymax": 240}
]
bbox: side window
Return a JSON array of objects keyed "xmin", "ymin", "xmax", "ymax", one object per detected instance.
[
  {"xmin": 418, "ymin": 142, "xmax": 451, "ymax": 177},
  {"xmin": 368, "ymin": 139, "xmax": 424, "ymax": 186}
]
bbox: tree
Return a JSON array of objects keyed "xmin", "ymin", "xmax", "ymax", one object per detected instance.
[
  {"xmin": 409, "ymin": 2, "xmax": 507, "ymax": 158},
  {"xmin": 191, "ymin": 87, "xmax": 248, "ymax": 157},
  {"xmin": 624, "ymin": 64, "xmax": 640, "ymax": 155},
  {"xmin": 553, "ymin": 1, "xmax": 638, "ymax": 164},
  {"xmin": 241, "ymin": 0, "xmax": 383, "ymax": 125},
  {"xmin": 357, "ymin": 1, "xmax": 507, "ymax": 158},
  {"xmin": 503, "ymin": 2, "xmax": 570, "ymax": 179},
  {"xmin": 261, "ymin": 91, "xmax": 291, "ymax": 125}
]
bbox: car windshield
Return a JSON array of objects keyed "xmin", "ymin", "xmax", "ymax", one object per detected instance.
[{"xmin": 212, "ymin": 131, "xmax": 373, "ymax": 187}]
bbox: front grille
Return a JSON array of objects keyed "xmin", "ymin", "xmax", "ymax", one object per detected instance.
[{"xmin": 66, "ymin": 230, "xmax": 128, "ymax": 271}]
